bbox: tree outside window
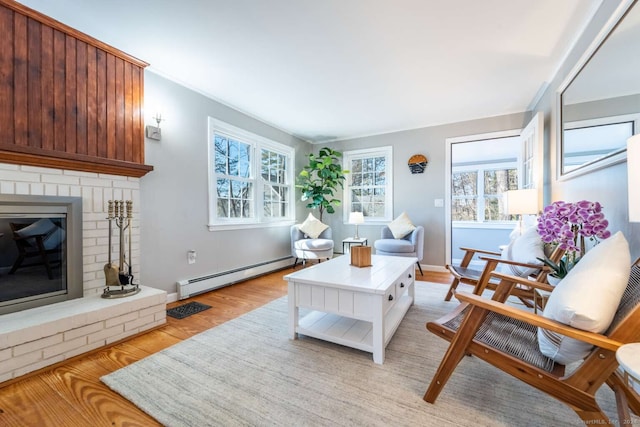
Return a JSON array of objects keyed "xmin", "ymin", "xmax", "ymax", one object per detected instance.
[
  {"xmin": 215, "ymin": 135, "xmax": 253, "ymax": 220},
  {"xmin": 451, "ymin": 168, "xmax": 517, "ymax": 222},
  {"xmin": 208, "ymin": 118, "xmax": 294, "ymax": 228},
  {"xmin": 350, "ymin": 156, "xmax": 386, "ymax": 217},
  {"xmin": 484, "ymin": 169, "xmax": 518, "ymax": 221},
  {"xmin": 261, "ymin": 149, "xmax": 289, "ymax": 219},
  {"xmin": 343, "ymin": 147, "xmax": 393, "ymax": 222},
  {"xmin": 451, "ymin": 171, "xmax": 477, "ymax": 221}
]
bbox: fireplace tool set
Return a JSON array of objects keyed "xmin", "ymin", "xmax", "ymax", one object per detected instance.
[{"xmin": 102, "ymin": 200, "xmax": 140, "ymax": 298}]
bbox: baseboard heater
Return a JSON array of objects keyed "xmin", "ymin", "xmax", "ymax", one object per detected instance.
[{"xmin": 176, "ymin": 256, "xmax": 292, "ymax": 300}]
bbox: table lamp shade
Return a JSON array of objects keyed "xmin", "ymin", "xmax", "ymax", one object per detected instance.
[
  {"xmin": 505, "ymin": 189, "xmax": 538, "ymax": 215},
  {"xmin": 628, "ymin": 134, "xmax": 640, "ymax": 222},
  {"xmin": 349, "ymin": 212, "xmax": 364, "ymax": 239},
  {"xmin": 349, "ymin": 212, "xmax": 364, "ymax": 224}
]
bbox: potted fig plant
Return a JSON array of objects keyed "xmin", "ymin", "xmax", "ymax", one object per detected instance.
[{"xmin": 296, "ymin": 147, "xmax": 349, "ymax": 222}]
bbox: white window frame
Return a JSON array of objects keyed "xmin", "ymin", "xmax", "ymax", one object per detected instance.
[
  {"xmin": 207, "ymin": 118, "xmax": 295, "ymax": 231},
  {"xmin": 342, "ymin": 146, "xmax": 393, "ymax": 224},
  {"xmin": 446, "ymin": 129, "xmax": 522, "ymax": 239},
  {"xmin": 559, "ymin": 113, "xmax": 640, "ymax": 179},
  {"xmin": 451, "ymin": 161, "xmax": 518, "ymax": 226}
]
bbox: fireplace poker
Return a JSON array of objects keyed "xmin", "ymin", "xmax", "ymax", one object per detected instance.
[
  {"xmin": 103, "ymin": 200, "xmax": 119, "ymax": 286},
  {"xmin": 127, "ymin": 200, "xmax": 132, "ymax": 279}
]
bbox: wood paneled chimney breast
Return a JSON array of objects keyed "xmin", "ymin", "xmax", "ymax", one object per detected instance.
[{"xmin": 0, "ymin": 0, "xmax": 153, "ymax": 177}]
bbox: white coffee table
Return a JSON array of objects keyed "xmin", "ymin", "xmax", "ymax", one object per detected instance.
[{"xmin": 284, "ymin": 254, "xmax": 417, "ymax": 364}]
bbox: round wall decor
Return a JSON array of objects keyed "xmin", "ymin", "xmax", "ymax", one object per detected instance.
[{"xmin": 408, "ymin": 154, "xmax": 428, "ymax": 174}]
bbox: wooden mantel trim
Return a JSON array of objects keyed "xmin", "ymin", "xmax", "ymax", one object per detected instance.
[
  {"xmin": 0, "ymin": 0, "xmax": 148, "ymax": 68},
  {"xmin": 0, "ymin": 147, "xmax": 154, "ymax": 178}
]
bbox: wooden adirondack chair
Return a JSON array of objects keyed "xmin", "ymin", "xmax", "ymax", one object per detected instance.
[
  {"xmin": 444, "ymin": 244, "xmax": 564, "ymax": 308},
  {"xmin": 9, "ymin": 222, "xmax": 62, "ymax": 280},
  {"xmin": 424, "ymin": 260, "xmax": 640, "ymax": 424}
]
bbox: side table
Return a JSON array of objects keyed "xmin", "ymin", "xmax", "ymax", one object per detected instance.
[
  {"xmin": 615, "ymin": 343, "xmax": 640, "ymax": 423},
  {"xmin": 617, "ymin": 343, "xmax": 640, "ymax": 393},
  {"xmin": 342, "ymin": 237, "xmax": 367, "ymax": 254}
]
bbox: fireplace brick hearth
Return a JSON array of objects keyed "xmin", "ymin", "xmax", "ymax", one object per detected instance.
[
  {"xmin": 0, "ymin": 286, "xmax": 166, "ymax": 383},
  {"xmin": 0, "ymin": 162, "xmax": 166, "ymax": 383}
]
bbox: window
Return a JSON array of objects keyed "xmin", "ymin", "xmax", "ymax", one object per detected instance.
[
  {"xmin": 451, "ymin": 170, "xmax": 477, "ymax": 221},
  {"xmin": 343, "ymin": 147, "xmax": 393, "ymax": 222},
  {"xmin": 563, "ymin": 114, "xmax": 638, "ymax": 174},
  {"xmin": 261, "ymin": 149, "xmax": 289, "ymax": 219},
  {"xmin": 208, "ymin": 118, "xmax": 294, "ymax": 229},
  {"xmin": 214, "ymin": 135, "xmax": 253, "ymax": 220},
  {"xmin": 451, "ymin": 166, "xmax": 518, "ymax": 222},
  {"xmin": 483, "ymin": 169, "xmax": 518, "ymax": 221}
]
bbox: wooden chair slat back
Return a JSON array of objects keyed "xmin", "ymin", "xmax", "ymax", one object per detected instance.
[{"xmin": 607, "ymin": 262, "xmax": 640, "ymax": 341}]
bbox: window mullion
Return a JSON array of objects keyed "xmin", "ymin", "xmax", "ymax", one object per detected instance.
[{"xmin": 477, "ymin": 169, "xmax": 485, "ymax": 222}]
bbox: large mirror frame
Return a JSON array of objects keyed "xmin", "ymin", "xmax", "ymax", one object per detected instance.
[{"xmin": 557, "ymin": 0, "xmax": 640, "ymax": 180}]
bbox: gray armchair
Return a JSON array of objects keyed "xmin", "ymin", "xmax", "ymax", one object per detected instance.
[
  {"xmin": 290, "ymin": 225, "xmax": 334, "ymax": 268},
  {"xmin": 374, "ymin": 225, "xmax": 424, "ymax": 275}
]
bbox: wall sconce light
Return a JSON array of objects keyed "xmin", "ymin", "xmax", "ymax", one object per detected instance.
[
  {"xmin": 145, "ymin": 112, "xmax": 163, "ymax": 141},
  {"xmin": 349, "ymin": 211, "xmax": 365, "ymax": 239},
  {"xmin": 627, "ymin": 134, "xmax": 640, "ymax": 221}
]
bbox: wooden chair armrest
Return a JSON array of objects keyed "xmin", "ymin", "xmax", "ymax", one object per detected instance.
[
  {"xmin": 489, "ymin": 271, "xmax": 555, "ymax": 292},
  {"xmin": 478, "ymin": 256, "xmax": 549, "ymax": 271},
  {"xmin": 459, "ymin": 247, "xmax": 501, "ymax": 257},
  {"xmin": 455, "ymin": 291, "xmax": 623, "ymax": 352}
]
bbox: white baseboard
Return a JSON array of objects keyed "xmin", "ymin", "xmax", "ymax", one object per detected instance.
[
  {"xmin": 175, "ymin": 257, "xmax": 292, "ymax": 300},
  {"xmin": 165, "ymin": 259, "xmax": 449, "ymax": 303},
  {"xmin": 421, "ymin": 263, "xmax": 448, "ymax": 273}
]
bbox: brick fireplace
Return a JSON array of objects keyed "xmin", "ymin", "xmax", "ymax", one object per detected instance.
[{"xmin": 0, "ymin": 162, "xmax": 166, "ymax": 383}]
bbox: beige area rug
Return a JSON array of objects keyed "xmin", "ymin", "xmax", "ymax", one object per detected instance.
[{"xmin": 101, "ymin": 282, "xmax": 627, "ymax": 426}]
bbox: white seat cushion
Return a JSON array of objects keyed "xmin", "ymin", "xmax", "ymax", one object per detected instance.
[
  {"xmin": 294, "ymin": 239, "xmax": 334, "ymax": 251},
  {"xmin": 374, "ymin": 239, "xmax": 414, "ymax": 253}
]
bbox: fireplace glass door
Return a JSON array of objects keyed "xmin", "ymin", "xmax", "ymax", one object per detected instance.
[{"xmin": 0, "ymin": 211, "xmax": 67, "ymax": 308}]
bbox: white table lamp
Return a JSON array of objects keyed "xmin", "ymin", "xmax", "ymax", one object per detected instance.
[
  {"xmin": 628, "ymin": 134, "xmax": 640, "ymax": 222},
  {"xmin": 349, "ymin": 212, "xmax": 364, "ymax": 239},
  {"xmin": 505, "ymin": 189, "xmax": 539, "ymax": 236}
]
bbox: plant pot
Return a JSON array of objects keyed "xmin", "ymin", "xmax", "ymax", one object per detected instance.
[{"xmin": 547, "ymin": 274, "xmax": 562, "ymax": 287}]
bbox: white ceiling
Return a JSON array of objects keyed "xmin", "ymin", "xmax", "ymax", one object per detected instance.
[{"xmin": 18, "ymin": 0, "xmax": 601, "ymax": 143}]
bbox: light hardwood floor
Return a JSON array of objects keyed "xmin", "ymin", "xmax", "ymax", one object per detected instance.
[{"xmin": 0, "ymin": 265, "xmax": 452, "ymax": 426}]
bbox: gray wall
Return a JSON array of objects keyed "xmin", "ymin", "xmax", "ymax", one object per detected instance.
[
  {"xmin": 564, "ymin": 93, "xmax": 640, "ymax": 122},
  {"xmin": 140, "ymin": 71, "xmax": 310, "ymax": 293},
  {"xmin": 532, "ymin": 0, "xmax": 640, "ymax": 260},
  {"xmin": 140, "ymin": 0, "xmax": 638, "ymax": 294},
  {"xmin": 451, "ymin": 227, "xmax": 512, "ymax": 264},
  {"xmin": 324, "ymin": 112, "xmax": 531, "ymax": 268}
]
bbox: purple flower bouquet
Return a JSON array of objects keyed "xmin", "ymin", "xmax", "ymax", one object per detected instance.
[{"xmin": 536, "ymin": 200, "xmax": 611, "ymax": 277}]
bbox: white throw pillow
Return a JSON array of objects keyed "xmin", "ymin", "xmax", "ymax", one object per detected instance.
[
  {"xmin": 499, "ymin": 226, "xmax": 545, "ymax": 277},
  {"xmin": 537, "ymin": 231, "xmax": 630, "ymax": 364},
  {"xmin": 298, "ymin": 213, "xmax": 329, "ymax": 239},
  {"xmin": 388, "ymin": 212, "xmax": 416, "ymax": 239}
]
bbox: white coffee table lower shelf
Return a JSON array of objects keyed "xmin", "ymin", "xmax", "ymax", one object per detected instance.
[
  {"xmin": 285, "ymin": 255, "xmax": 417, "ymax": 364},
  {"xmin": 297, "ymin": 294, "xmax": 413, "ymax": 354}
]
